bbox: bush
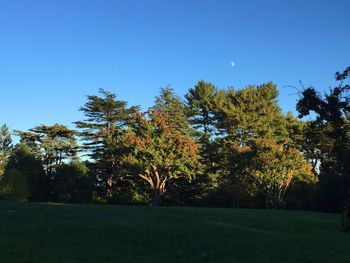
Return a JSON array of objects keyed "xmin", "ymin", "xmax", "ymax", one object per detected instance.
[
  {"xmin": 6, "ymin": 144, "xmax": 48, "ymax": 202},
  {"xmin": 51, "ymin": 161, "xmax": 93, "ymax": 203},
  {"xmin": 0, "ymin": 168, "xmax": 30, "ymax": 202}
]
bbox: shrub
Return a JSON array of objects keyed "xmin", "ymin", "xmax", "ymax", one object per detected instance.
[{"xmin": 0, "ymin": 168, "xmax": 30, "ymax": 202}]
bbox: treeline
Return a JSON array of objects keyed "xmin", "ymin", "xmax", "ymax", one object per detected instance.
[{"xmin": 0, "ymin": 67, "xmax": 349, "ymax": 215}]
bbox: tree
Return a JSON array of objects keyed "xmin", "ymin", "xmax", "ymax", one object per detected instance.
[
  {"xmin": 0, "ymin": 124, "xmax": 12, "ymax": 177},
  {"xmin": 245, "ymin": 139, "xmax": 315, "ymax": 208},
  {"xmin": 215, "ymin": 82, "xmax": 287, "ymax": 145},
  {"xmin": 220, "ymin": 139, "xmax": 315, "ymax": 208},
  {"xmin": 213, "ymin": 83, "xmax": 300, "ymax": 208},
  {"xmin": 296, "ymin": 67, "xmax": 350, "ymax": 212},
  {"xmin": 16, "ymin": 124, "xmax": 78, "ymax": 176},
  {"xmin": 152, "ymin": 87, "xmax": 205, "ymax": 205},
  {"xmin": 185, "ymin": 81, "xmax": 218, "ymax": 166},
  {"xmin": 122, "ymin": 110, "xmax": 200, "ymax": 206},
  {"xmin": 5, "ymin": 144, "xmax": 48, "ymax": 201},
  {"xmin": 153, "ymin": 86, "xmax": 191, "ymax": 134},
  {"xmin": 0, "ymin": 169, "xmax": 30, "ymax": 202},
  {"xmin": 284, "ymin": 112, "xmax": 306, "ymax": 149},
  {"xmin": 75, "ymin": 89, "xmax": 139, "ymax": 200},
  {"xmin": 51, "ymin": 160, "xmax": 93, "ymax": 203}
]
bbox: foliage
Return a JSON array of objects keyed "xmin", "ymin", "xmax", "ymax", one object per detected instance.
[
  {"xmin": 213, "ymin": 83, "xmax": 312, "ymax": 208},
  {"xmin": 5, "ymin": 144, "xmax": 48, "ymax": 201},
  {"xmin": 215, "ymin": 82, "xmax": 287, "ymax": 144},
  {"xmin": 0, "ymin": 124, "xmax": 12, "ymax": 177},
  {"xmin": 75, "ymin": 89, "xmax": 139, "ymax": 200},
  {"xmin": 2, "ymin": 77, "xmax": 339, "ymax": 209},
  {"xmin": 219, "ymin": 139, "xmax": 315, "ymax": 208},
  {"xmin": 153, "ymin": 86, "xmax": 191, "ymax": 134},
  {"xmin": 16, "ymin": 124, "xmax": 78, "ymax": 176},
  {"xmin": 51, "ymin": 160, "xmax": 93, "ymax": 203},
  {"xmin": 122, "ymin": 110, "xmax": 200, "ymax": 205},
  {"xmin": 296, "ymin": 66, "xmax": 350, "ymax": 212},
  {"xmin": 185, "ymin": 81, "xmax": 218, "ymax": 166},
  {"xmin": 245, "ymin": 139, "xmax": 316, "ymax": 208},
  {"xmin": 0, "ymin": 168, "xmax": 30, "ymax": 202}
]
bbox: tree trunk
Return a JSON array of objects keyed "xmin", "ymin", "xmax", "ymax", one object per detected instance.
[
  {"xmin": 342, "ymin": 204, "xmax": 350, "ymax": 232},
  {"xmin": 151, "ymin": 188, "xmax": 161, "ymax": 206}
]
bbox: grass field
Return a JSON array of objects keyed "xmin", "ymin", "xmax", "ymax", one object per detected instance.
[{"xmin": 0, "ymin": 202, "xmax": 349, "ymax": 263}]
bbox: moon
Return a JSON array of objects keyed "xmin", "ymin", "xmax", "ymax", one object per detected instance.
[{"xmin": 230, "ymin": 61, "xmax": 235, "ymax": 67}]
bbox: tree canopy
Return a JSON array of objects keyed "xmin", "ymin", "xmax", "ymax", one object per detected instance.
[{"xmin": 2, "ymin": 67, "xmax": 349, "ymax": 214}]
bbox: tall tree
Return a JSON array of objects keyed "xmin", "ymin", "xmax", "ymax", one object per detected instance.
[
  {"xmin": 5, "ymin": 144, "xmax": 48, "ymax": 201},
  {"xmin": 215, "ymin": 82, "xmax": 287, "ymax": 144},
  {"xmin": 185, "ymin": 81, "xmax": 217, "ymax": 166},
  {"xmin": 122, "ymin": 110, "xmax": 200, "ymax": 206},
  {"xmin": 296, "ymin": 66, "xmax": 350, "ymax": 212},
  {"xmin": 214, "ymin": 83, "xmax": 312, "ymax": 208},
  {"xmin": 220, "ymin": 139, "xmax": 315, "ymax": 208},
  {"xmin": 153, "ymin": 86, "xmax": 191, "ymax": 134},
  {"xmin": 0, "ymin": 124, "xmax": 12, "ymax": 176},
  {"xmin": 153, "ymin": 87, "xmax": 206, "ymax": 205},
  {"xmin": 244, "ymin": 139, "xmax": 315, "ymax": 208},
  {"xmin": 75, "ymin": 89, "xmax": 139, "ymax": 200},
  {"xmin": 16, "ymin": 124, "xmax": 78, "ymax": 176}
]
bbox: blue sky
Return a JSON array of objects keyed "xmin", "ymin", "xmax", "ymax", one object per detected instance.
[{"xmin": 0, "ymin": 0, "xmax": 349, "ymax": 139}]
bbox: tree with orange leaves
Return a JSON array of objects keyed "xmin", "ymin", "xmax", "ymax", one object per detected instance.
[{"xmin": 122, "ymin": 110, "xmax": 200, "ymax": 206}]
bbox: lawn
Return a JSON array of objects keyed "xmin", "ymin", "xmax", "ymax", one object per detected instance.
[{"xmin": 0, "ymin": 202, "xmax": 349, "ymax": 263}]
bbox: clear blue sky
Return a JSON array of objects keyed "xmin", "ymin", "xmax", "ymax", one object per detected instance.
[{"xmin": 0, "ymin": 0, "xmax": 349, "ymax": 139}]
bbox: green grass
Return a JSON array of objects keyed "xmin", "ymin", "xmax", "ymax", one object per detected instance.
[{"xmin": 0, "ymin": 202, "xmax": 349, "ymax": 263}]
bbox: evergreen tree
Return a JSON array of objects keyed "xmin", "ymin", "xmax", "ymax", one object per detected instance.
[
  {"xmin": 185, "ymin": 81, "xmax": 218, "ymax": 166},
  {"xmin": 122, "ymin": 110, "xmax": 200, "ymax": 206},
  {"xmin": 5, "ymin": 144, "xmax": 48, "ymax": 201},
  {"xmin": 153, "ymin": 86, "xmax": 191, "ymax": 134},
  {"xmin": 153, "ymin": 87, "xmax": 207, "ymax": 205},
  {"xmin": 16, "ymin": 124, "xmax": 78, "ymax": 177},
  {"xmin": 0, "ymin": 124, "xmax": 12, "ymax": 176},
  {"xmin": 284, "ymin": 112, "xmax": 306, "ymax": 149},
  {"xmin": 215, "ymin": 82, "xmax": 287, "ymax": 144},
  {"xmin": 214, "ymin": 82, "xmax": 313, "ymax": 208},
  {"xmin": 75, "ymin": 89, "xmax": 139, "ymax": 201}
]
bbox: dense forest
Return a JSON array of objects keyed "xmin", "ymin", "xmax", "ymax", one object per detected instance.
[{"xmin": 1, "ymin": 67, "xmax": 349, "ymax": 224}]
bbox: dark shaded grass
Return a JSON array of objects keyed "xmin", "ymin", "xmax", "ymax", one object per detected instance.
[{"xmin": 0, "ymin": 202, "xmax": 349, "ymax": 262}]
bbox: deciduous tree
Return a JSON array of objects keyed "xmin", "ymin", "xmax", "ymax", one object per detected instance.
[{"xmin": 296, "ymin": 67, "xmax": 350, "ymax": 212}]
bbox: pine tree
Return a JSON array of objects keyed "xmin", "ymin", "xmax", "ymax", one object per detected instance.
[
  {"xmin": 153, "ymin": 86, "xmax": 191, "ymax": 135},
  {"xmin": 0, "ymin": 124, "xmax": 13, "ymax": 177},
  {"xmin": 16, "ymin": 124, "xmax": 78, "ymax": 176},
  {"xmin": 214, "ymin": 82, "xmax": 313, "ymax": 208},
  {"xmin": 75, "ymin": 89, "xmax": 139, "ymax": 200},
  {"xmin": 215, "ymin": 82, "xmax": 287, "ymax": 145},
  {"xmin": 185, "ymin": 81, "xmax": 218, "ymax": 170}
]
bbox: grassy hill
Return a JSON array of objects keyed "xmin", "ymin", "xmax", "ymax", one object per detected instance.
[{"xmin": 0, "ymin": 202, "xmax": 349, "ymax": 263}]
